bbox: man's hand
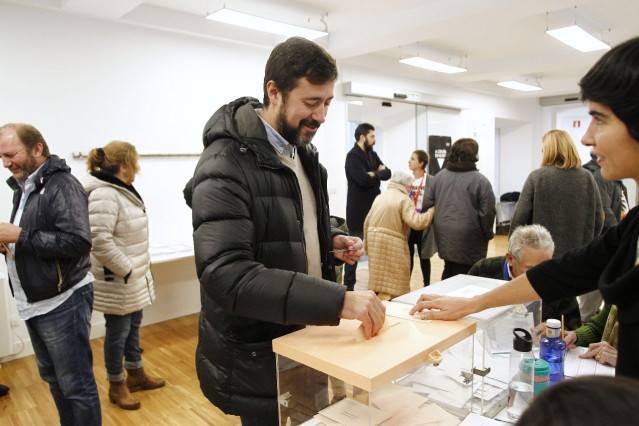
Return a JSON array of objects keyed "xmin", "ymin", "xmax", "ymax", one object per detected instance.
[
  {"xmin": 563, "ymin": 331, "xmax": 578, "ymax": 349},
  {"xmin": 0, "ymin": 222, "xmax": 21, "ymax": 244},
  {"xmin": 581, "ymin": 341, "xmax": 618, "ymax": 367},
  {"xmin": 340, "ymin": 290, "xmax": 386, "ymax": 339},
  {"xmin": 409, "ymin": 294, "xmax": 477, "ymax": 320},
  {"xmin": 367, "ymin": 171, "xmax": 376, "ymax": 177},
  {"xmin": 377, "ymin": 165, "xmax": 386, "ymax": 171},
  {"xmin": 333, "ymin": 235, "xmax": 364, "ymax": 265}
]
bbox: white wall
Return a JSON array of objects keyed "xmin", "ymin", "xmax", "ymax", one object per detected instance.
[{"xmin": 0, "ymin": 2, "xmax": 548, "ymax": 360}]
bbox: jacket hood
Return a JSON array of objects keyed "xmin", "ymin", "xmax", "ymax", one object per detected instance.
[
  {"xmin": 202, "ymin": 96, "xmax": 264, "ymax": 149},
  {"xmin": 6, "ymin": 155, "xmax": 70, "ymax": 191}
]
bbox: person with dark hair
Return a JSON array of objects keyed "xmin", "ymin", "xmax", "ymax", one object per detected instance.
[
  {"xmin": 410, "ymin": 36, "xmax": 639, "ymax": 380},
  {"xmin": 423, "ymin": 138, "xmax": 496, "ymax": 279},
  {"xmin": 580, "ymin": 154, "xmax": 626, "ymax": 322},
  {"xmin": 0, "ymin": 123, "xmax": 101, "ymax": 425},
  {"xmin": 84, "ymin": 141, "xmax": 165, "ymax": 410},
  {"xmin": 407, "ymin": 149, "xmax": 436, "ymax": 286},
  {"xmin": 344, "ymin": 122, "xmax": 391, "ymax": 291},
  {"xmin": 516, "ymin": 376, "xmax": 639, "ymax": 425},
  {"xmin": 187, "ymin": 37, "xmax": 385, "ymax": 425}
]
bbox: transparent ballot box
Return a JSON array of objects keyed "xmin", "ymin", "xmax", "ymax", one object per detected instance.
[
  {"xmin": 393, "ymin": 274, "xmax": 542, "ymax": 417},
  {"xmin": 272, "ymin": 315, "xmax": 476, "ymax": 425}
]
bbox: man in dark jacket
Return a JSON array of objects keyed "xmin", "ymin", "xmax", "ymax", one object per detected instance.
[
  {"xmin": 189, "ymin": 37, "xmax": 386, "ymax": 425},
  {"xmin": 344, "ymin": 123, "xmax": 391, "ymax": 290},
  {"xmin": 0, "ymin": 123, "xmax": 100, "ymax": 425},
  {"xmin": 468, "ymin": 224, "xmax": 582, "ymax": 330}
]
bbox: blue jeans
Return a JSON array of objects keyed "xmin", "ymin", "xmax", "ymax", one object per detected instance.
[
  {"xmin": 104, "ymin": 310, "xmax": 143, "ymax": 381},
  {"xmin": 26, "ymin": 283, "xmax": 101, "ymax": 426}
]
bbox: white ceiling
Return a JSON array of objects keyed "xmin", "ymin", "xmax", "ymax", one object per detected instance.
[{"xmin": 7, "ymin": 0, "xmax": 639, "ymax": 99}]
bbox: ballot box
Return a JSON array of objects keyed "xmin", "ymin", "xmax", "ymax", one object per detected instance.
[
  {"xmin": 272, "ymin": 313, "xmax": 476, "ymax": 425},
  {"xmin": 393, "ymin": 274, "xmax": 543, "ymax": 417}
]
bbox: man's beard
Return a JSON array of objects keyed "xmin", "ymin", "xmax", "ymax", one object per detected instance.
[
  {"xmin": 276, "ymin": 108, "xmax": 321, "ymax": 147},
  {"xmin": 16, "ymin": 153, "xmax": 38, "ymax": 181},
  {"xmin": 364, "ymin": 140, "xmax": 374, "ymax": 152}
]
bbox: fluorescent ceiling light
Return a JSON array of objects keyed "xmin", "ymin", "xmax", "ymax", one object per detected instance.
[
  {"xmin": 206, "ymin": 8, "xmax": 327, "ymax": 40},
  {"xmin": 399, "ymin": 57, "xmax": 467, "ymax": 74},
  {"xmin": 497, "ymin": 80, "xmax": 542, "ymax": 92},
  {"xmin": 546, "ymin": 25, "xmax": 610, "ymax": 52}
]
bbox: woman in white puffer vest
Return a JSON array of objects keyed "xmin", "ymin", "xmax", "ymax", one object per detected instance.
[{"xmin": 84, "ymin": 141, "xmax": 164, "ymax": 411}]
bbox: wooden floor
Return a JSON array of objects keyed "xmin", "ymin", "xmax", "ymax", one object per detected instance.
[{"xmin": 0, "ymin": 236, "xmax": 508, "ymax": 425}]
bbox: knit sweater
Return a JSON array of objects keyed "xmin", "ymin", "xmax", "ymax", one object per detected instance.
[
  {"xmin": 510, "ymin": 166, "xmax": 603, "ymax": 257},
  {"xmin": 573, "ymin": 304, "xmax": 612, "ymax": 347}
]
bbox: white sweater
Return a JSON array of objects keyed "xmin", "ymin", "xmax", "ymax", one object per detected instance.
[{"xmin": 84, "ymin": 175, "xmax": 155, "ymax": 315}]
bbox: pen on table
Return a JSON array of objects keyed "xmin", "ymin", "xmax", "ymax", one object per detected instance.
[{"xmin": 561, "ymin": 314, "xmax": 565, "ymax": 340}]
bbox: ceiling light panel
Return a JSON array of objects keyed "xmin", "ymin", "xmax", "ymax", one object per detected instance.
[
  {"xmin": 546, "ymin": 25, "xmax": 610, "ymax": 52},
  {"xmin": 497, "ymin": 81, "xmax": 542, "ymax": 92},
  {"xmin": 399, "ymin": 57, "xmax": 467, "ymax": 74},
  {"xmin": 207, "ymin": 8, "xmax": 327, "ymax": 40}
]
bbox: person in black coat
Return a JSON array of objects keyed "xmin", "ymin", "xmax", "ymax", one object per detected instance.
[
  {"xmin": 188, "ymin": 37, "xmax": 386, "ymax": 425},
  {"xmin": 344, "ymin": 123, "xmax": 391, "ymax": 290}
]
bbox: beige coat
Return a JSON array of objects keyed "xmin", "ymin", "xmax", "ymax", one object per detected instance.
[
  {"xmin": 364, "ymin": 182, "xmax": 434, "ymax": 297},
  {"xmin": 84, "ymin": 175, "xmax": 155, "ymax": 315}
]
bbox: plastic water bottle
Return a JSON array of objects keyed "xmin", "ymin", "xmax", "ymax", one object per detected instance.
[
  {"xmin": 507, "ymin": 328, "xmax": 535, "ymax": 421},
  {"xmin": 540, "ymin": 319, "xmax": 566, "ymax": 386},
  {"xmin": 512, "ymin": 304, "xmax": 535, "ymax": 344}
]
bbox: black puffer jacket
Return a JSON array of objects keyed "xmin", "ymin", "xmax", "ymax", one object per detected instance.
[
  {"xmin": 190, "ymin": 97, "xmax": 346, "ymax": 417},
  {"xmin": 7, "ymin": 155, "xmax": 92, "ymax": 302}
]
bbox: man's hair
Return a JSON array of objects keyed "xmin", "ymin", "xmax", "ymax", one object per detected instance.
[
  {"xmin": 517, "ymin": 376, "xmax": 639, "ymax": 426},
  {"xmin": 447, "ymin": 138, "xmax": 478, "ymax": 163},
  {"xmin": 508, "ymin": 224, "xmax": 554, "ymax": 262},
  {"xmin": 355, "ymin": 123, "xmax": 374, "ymax": 142},
  {"xmin": 0, "ymin": 123, "xmax": 51, "ymax": 158},
  {"xmin": 541, "ymin": 129, "xmax": 582, "ymax": 169},
  {"xmin": 86, "ymin": 140, "xmax": 139, "ymax": 176},
  {"xmin": 413, "ymin": 149, "xmax": 429, "ymax": 171},
  {"xmin": 262, "ymin": 37, "xmax": 338, "ymax": 107},
  {"xmin": 580, "ymin": 36, "xmax": 639, "ymax": 143},
  {"xmin": 390, "ymin": 170, "xmax": 413, "ymax": 186}
]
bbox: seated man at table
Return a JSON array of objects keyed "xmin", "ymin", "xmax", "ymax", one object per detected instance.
[{"xmin": 468, "ymin": 224, "xmax": 581, "ymax": 330}]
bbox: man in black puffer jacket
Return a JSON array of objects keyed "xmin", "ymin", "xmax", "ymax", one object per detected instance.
[{"xmin": 188, "ymin": 38, "xmax": 386, "ymax": 425}]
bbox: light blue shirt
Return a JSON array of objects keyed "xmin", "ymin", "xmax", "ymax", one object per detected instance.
[
  {"xmin": 257, "ymin": 113, "xmax": 296, "ymax": 159},
  {"xmin": 6, "ymin": 164, "xmax": 92, "ymax": 320}
]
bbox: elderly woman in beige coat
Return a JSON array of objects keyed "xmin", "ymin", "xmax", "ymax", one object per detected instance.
[
  {"xmin": 84, "ymin": 141, "xmax": 164, "ymax": 411},
  {"xmin": 364, "ymin": 171, "xmax": 435, "ymax": 299}
]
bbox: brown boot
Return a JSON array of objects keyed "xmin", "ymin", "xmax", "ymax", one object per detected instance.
[
  {"xmin": 126, "ymin": 367, "xmax": 165, "ymax": 392},
  {"xmin": 108, "ymin": 380, "xmax": 141, "ymax": 410}
]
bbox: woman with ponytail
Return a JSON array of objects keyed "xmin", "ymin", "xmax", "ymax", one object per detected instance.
[{"xmin": 84, "ymin": 141, "xmax": 164, "ymax": 410}]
